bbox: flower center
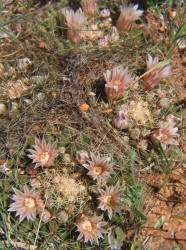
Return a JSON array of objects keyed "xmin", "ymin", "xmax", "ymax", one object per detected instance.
[
  {"xmin": 24, "ymin": 197, "xmax": 36, "ymax": 208},
  {"xmin": 94, "ymin": 166, "xmax": 102, "ymax": 175},
  {"xmin": 41, "ymin": 152, "xmax": 50, "ymax": 163},
  {"xmin": 82, "ymin": 220, "xmax": 92, "ymax": 232},
  {"xmin": 104, "ymin": 195, "xmax": 112, "ymax": 205},
  {"xmin": 162, "ymin": 134, "xmax": 168, "ymax": 141},
  {"xmin": 114, "ymin": 80, "xmax": 121, "ymax": 85}
]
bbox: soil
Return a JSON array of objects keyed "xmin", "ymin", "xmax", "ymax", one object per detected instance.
[{"xmin": 140, "ymin": 168, "xmax": 186, "ymax": 249}]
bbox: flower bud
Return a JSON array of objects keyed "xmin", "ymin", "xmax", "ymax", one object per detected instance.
[
  {"xmin": 76, "ymin": 150, "xmax": 89, "ymax": 164},
  {"xmin": 113, "ymin": 109, "xmax": 129, "ymax": 130}
]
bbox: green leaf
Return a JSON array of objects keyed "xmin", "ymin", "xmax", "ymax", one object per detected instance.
[
  {"xmin": 172, "ymin": 246, "xmax": 179, "ymax": 250},
  {"xmin": 108, "ymin": 227, "xmax": 125, "ymax": 249},
  {"xmin": 49, "ymin": 221, "xmax": 59, "ymax": 233},
  {"xmin": 133, "ymin": 208, "xmax": 147, "ymax": 222},
  {"xmin": 111, "ymin": 213, "xmax": 122, "ymax": 224},
  {"xmin": 154, "ymin": 216, "xmax": 166, "ymax": 228},
  {"xmin": 128, "ymin": 149, "xmax": 138, "ymax": 161},
  {"xmin": 173, "ymin": 22, "xmax": 186, "ymax": 42},
  {"xmin": 115, "ymin": 227, "xmax": 125, "ymax": 242},
  {"xmin": 158, "ymin": 140, "xmax": 168, "ymax": 163},
  {"xmin": 59, "ymin": 231, "xmax": 68, "ymax": 241}
]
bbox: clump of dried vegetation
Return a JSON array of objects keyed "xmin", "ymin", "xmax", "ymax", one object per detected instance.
[{"xmin": 0, "ymin": 0, "xmax": 185, "ymax": 249}]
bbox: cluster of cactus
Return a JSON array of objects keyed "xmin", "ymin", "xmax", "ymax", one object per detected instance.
[{"xmin": 7, "ymin": 0, "xmax": 180, "ymax": 247}]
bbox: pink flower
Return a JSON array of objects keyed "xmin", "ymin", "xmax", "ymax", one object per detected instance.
[
  {"xmin": 113, "ymin": 106, "xmax": 129, "ymax": 129},
  {"xmin": 28, "ymin": 138, "xmax": 58, "ymax": 168},
  {"xmin": 84, "ymin": 153, "xmax": 113, "ymax": 183},
  {"xmin": 8, "ymin": 185, "xmax": 43, "ymax": 223},
  {"xmin": 116, "ymin": 3, "xmax": 143, "ymax": 32},
  {"xmin": 153, "ymin": 120, "xmax": 179, "ymax": 149},
  {"xmin": 76, "ymin": 150, "xmax": 89, "ymax": 164},
  {"xmin": 98, "ymin": 183, "xmax": 122, "ymax": 219},
  {"xmin": 143, "ymin": 54, "xmax": 171, "ymax": 90},
  {"xmin": 100, "ymin": 9, "xmax": 110, "ymax": 19},
  {"xmin": 165, "ymin": 114, "xmax": 180, "ymax": 123},
  {"xmin": 104, "ymin": 66, "xmax": 133, "ymax": 101},
  {"xmin": 77, "ymin": 215, "xmax": 106, "ymax": 244},
  {"xmin": 63, "ymin": 8, "xmax": 87, "ymax": 44},
  {"xmin": 82, "ymin": 0, "xmax": 97, "ymax": 17}
]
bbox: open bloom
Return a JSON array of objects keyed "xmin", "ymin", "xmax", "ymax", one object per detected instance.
[
  {"xmin": 83, "ymin": 153, "xmax": 113, "ymax": 183},
  {"xmin": 104, "ymin": 65, "xmax": 133, "ymax": 101},
  {"xmin": 116, "ymin": 3, "xmax": 143, "ymax": 32},
  {"xmin": 28, "ymin": 138, "xmax": 58, "ymax": 168},
  {"xmin": 152, "ymin": 120, "xmax": 179, "ymax": 150},
  {"xmin": 143, "ymin": 54, "xmax": 171, "ymax": 90},
  {"xmin": 165, "ymin": 114, "xmax": 180, "ymax": 123},
  {"xmin": 113, "ymin": 105, "xmax": 129, "ymax": 129},
  {"xmin": 98, "ymin": 183, "xmax": 122, "ymax": 219},
  {"xmin": 8, "ymin": 185, "xmax": 43, "ymax": 223},
  {"xmin": 82, "ymin": 0, "xmax": 97, "ymax": 17},
  {"xmin": 77, "ymin": 215, "xmax": 106, "ymax": 245},
  {"xmin": 63, "ymin": 8, "xmax": 87, "ymax": 44}
]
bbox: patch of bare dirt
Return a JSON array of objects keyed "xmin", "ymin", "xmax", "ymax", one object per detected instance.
[
  {"xmin": 140, "ymin": 168, "xmax": 186, "ymax": 249},
  {"xmin": 144, "ymin": 8, "xmax": 164, "ymax": 45},
  {"xmin": 172, "ymin": 50, "xmax": 186, "ymax": 104}
]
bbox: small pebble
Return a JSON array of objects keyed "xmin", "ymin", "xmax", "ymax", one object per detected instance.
[
  {"xmin": 63, "ymin": 154, "xmax": 71, "ymax": 164},
  {"xmin": 39, "ymin": 41, "xmax": 47, "ymax": 49},
  {"xmin": 159, "ymin": 26, "xmax": 165, "ymax": 32},
  {"xmin": 182, "ymin": 57, "xmax": 186, "ymax": 65},
  {"xmin": 17, "ymin": 57, "xmax": 32, "ymax": 70},
  {"xmin": 0, "ymin": 103, "xmax": 7, "ymax": 115},
  {"xmin": 59, "ymin": 147, "xmax": 66, "ymax": 154},
  {"xmin": 178, "ymin": 39, "xmax": 186, "ymax": 51},
  {"xmin": 168, "ymin": 9, "xmax": 176, "ymax": 19},
  {"xmin": 23, "ymin": 98, "xmax": 32, "ymax": 104}
]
